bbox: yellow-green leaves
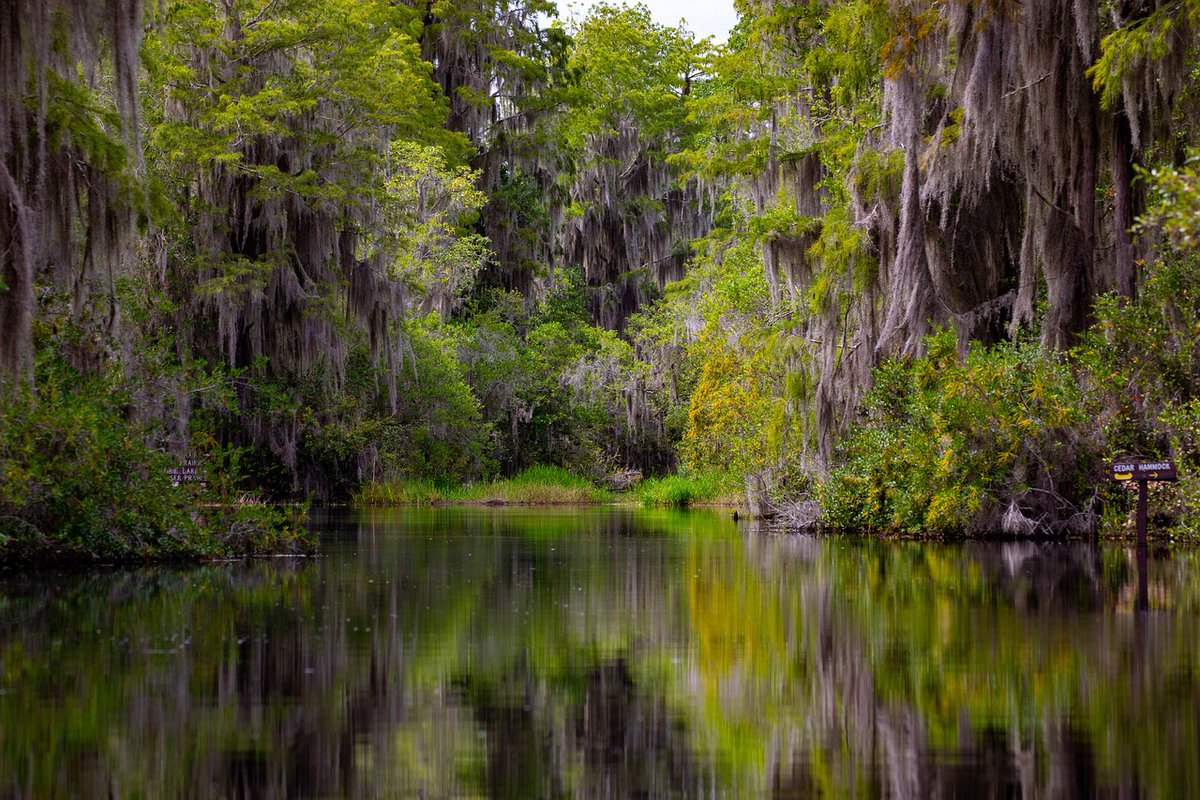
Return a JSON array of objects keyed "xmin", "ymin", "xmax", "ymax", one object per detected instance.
[
  {"xmin": 822, "ymin": 328, "xmax": 1090, "ymax": 534},
  {"xmin": 1138, "ymin": 152, "xmax": 1200, "ymax": 249},
  {"xmin": 375, "ymin": 142, "xmax": 490, "ymax": 304},
  {"xmin": 1088, "ymin": 8, "xmax": 1178, "ymax": 110}
]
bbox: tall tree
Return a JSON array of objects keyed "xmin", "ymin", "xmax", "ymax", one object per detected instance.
[
  {"xmin": 0, "ymin": 0, "xmax": 144, "ymax": 383},
  {"xmin": 413, "ymin": 0, "xmax": 572, "ymax": 298},
  {"xmin": 557, "ymin": 3, "xmax": 716, "ymax": 330},
  {"xmin": 145, "ymin": 0, "xmax": 483, "ymax": 490},
  {"xmin": 688, "ymin": 0, "xmax": 1199, "ymax": 468}
]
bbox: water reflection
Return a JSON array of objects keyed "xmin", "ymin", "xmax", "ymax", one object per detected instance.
[{"xmin": 1, "ymin": 507, "xmax": 1198, "ymax": 797}]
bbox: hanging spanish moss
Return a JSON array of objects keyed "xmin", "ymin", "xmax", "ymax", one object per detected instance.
[
  {"xmin": 0, "ymin": 0, "xmax": 143, "ymax": 382},
  {"xmin": 563, "ymin": 128, "xmax": 714, "ymax": 330},
  {"xmin": 880, "ymin": 0, "xmax": 1192, "ymax": 348},
  {"xmin": 414, "ymin": 0, "xmax": 569, "ymax": 299},
  {"xmin": 557, "ymin": 7, "xmax": 717, "ymax": 331},
  {"xmin": 153, "ymin": 0, "xmax": 469, "ymax": 496},
  {"xmin": 729, "ymin": 0, "xmax": 1197, "ymax": 465}
]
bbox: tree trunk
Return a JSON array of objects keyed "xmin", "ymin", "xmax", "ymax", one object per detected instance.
[
  {"xmin": 0, "ymin": 165, "xmax": 34, "ymax": 383},
  {"xmin": 1112, "ymin": 110, "xmax": 1138, "ymax": 301}
]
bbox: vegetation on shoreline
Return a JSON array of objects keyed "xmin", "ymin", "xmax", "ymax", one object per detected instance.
[
  {"xmin": 0, "ymin": 337, "xmax": 314, "ymax": 562},
  {"xmin": 819, "ymin": 251, "xmax": 1200, "ymax": 538},
  {"xmin": 0, "ymin": 383, "xmax": 313, "ymax": 562},
  {"xmin": 357, "ymin": 467, "xmax": 742, "ymax": 510},
  {"xmin": 633, "ymin": 472, "xmax": 737, "ymax": 509},
  {"xmin": 356, "ymin": 465, "xmax": 613, "ymax": 507}
]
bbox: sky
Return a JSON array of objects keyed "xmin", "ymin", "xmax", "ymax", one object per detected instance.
[
  {"xmin": 637, "ymin": 0, "xmax": 739, "ymax": 41},
  {"xmin": 555, "ymin": 1, "xmax": 740, "ymax": 43}
]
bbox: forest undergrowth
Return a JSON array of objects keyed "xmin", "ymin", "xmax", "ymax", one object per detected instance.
[{"xmin": 818, "ymin": 252, "xmax": 1200, "ymax": 538}]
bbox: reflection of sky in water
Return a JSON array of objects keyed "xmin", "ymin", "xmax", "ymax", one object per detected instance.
[{"xmin": 1, "ymin": 506, "xmax": 1198, "ymax": 797}]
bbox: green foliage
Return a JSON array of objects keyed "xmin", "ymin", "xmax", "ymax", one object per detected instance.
[
  {"xmin": 455, "ymin": 289, "xmax": 675, "ymax": 479},
  {"xmin": 240, "ymin": 318, "xmax": 492, "ymax": 499},
  {"xmin": 1160, "ymin": 400, "xmax": 1200, "ymax": 538},
  {"xmin": 148, "ymin": 0, "xmax": 468, "ymax": 163},
  {"xmin": 558, "ymin": 3, "xmax": 707, "ymax": 149},
  {"xmin": 661, "ymin": 0, "xmax": 894, "ymax": 512},
  {"xmin": 1074, "ymin": 250, "xmax": 1200, "ymax": 536},
  {"xmin": 0, "ymin": 378, "xmax": 308, "ymax": 561},
  {"xmin": 676, "ymin": 241, "xmax": 801, "ymax": 487},
  {"xmin": 357, "ymin": 465, "xmax": 611, "ymax": 506},
  {"xmin": 818, "ymin": 244, "xmax": 1200, "ymax": 537},
  {"xmin": 1088, "ymin": 4, "xmax": 1191, "ymax": 110},
  {"xmin": 354, "ymin": 478, "xmax": 448, "ymax": 506},
  {"xmin": 374, "ymin": 141, "xmax": 491, "ymax": 304},
  {"xmin": 821, "ymin": 330, "xmax": 1092, "ymax": 534},
  {"xmin": 0, "ymin": 384, "xmax": 186, "ymax": 559},
  {"xmin": 633, "ymin": 471, "xmax": 733, "ymax": 508},
  {"xmin": 394, "ymin": 318, "xmax": 493, "ymax": 481},
  {"xmin": 458, "ymin": 465, "xmax": 611, "ymax": 504},
  {"xmin": 1136, "ymin": 151, "xmax": 1200, "ymax": 250}
]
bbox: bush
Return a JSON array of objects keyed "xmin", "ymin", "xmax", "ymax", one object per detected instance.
[
  {"xmin": 819, "ymin": 330, "xmax": 1095, "ymax": 535},
  {"xmin": 1074, "ymin": 251, "xmax": 1200, "ymax": 536},
  {"xmin": 0, "ymin": 382, "xmax": 310, "ymax": 561}
]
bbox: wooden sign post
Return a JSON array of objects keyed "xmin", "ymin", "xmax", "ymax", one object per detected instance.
[
  {"xmin": 1112, "ymin": 460, "xmax": 1177, "ymax": 542},
  {"xmin": 1112, "ymin": 460, "xmax": 1177, "ymax": 612}
]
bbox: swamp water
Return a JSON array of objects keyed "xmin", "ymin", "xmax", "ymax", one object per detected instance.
[{"xmin": 1, "ymin": 506, "xmax": 1199, "ymax": 798}]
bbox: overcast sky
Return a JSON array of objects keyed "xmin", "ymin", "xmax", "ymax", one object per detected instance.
[
  {"xmin": 638, "ymin": 0, "xmax": 738, "ymax": 41},
  {"xmin": 555, "ymin": 1, "xmax": 740, "ymax": 42}
]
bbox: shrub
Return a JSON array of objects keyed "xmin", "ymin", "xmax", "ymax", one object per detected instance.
[
  {"xmin": 1074, "ymin": 251, "xmax": 1200, "ymax": 536},
  {"xmin": 0, "ymin": 383, "xmax": 310, "ymax": 561},
  {"xmin": 819, "ymin": 330, "xmax": 1095, "ymax": 535}
]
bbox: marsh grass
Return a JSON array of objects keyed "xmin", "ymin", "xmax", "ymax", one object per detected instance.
[
  {"xmin": 633, "ymin": 471, "xmax": 734, "ymax": 508},
  {"xmin": 356, "ymin": 465, "xmax": 612, "ymax": 506}
]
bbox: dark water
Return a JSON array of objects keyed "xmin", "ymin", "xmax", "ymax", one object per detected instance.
[{"xmin": 2, "ymin": 507, "xmax": 1199, "ymax": 798}]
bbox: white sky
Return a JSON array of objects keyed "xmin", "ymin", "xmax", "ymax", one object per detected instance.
[
  {"xmin": 554, "ymin": 1, "xmax": 740, "ymax": 43},
  {"xmin": 638, "ymin": 0, "xmax": 739, "ymax": 41}
]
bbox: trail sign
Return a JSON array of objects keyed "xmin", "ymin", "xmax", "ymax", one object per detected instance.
[
  {"xmin": 1112, "ymin": 461, "xmax": 1177, "ymax": 482},
  {"xmin": 1112, "ymin": 459, "xmax": 1177, "ymax": 612},
  {"xmin": 167, "ymin": 456, "xmax": 203, "ymax": 487}
]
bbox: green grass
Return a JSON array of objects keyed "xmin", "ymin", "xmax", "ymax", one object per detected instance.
[
  {"xmin": 355, "ymin": 465, "xmax": 612, "ymax": 507},
  {"xmin": 354, "ymin": 478, "xmax": 448, "ymax": 506},
  {"xmin": 633, "ymin": 471, "xmax": 734, "ymax": 508},
  {"xmin": 357, "ymin": 467, "xmax": 743, "ymax": 509}
]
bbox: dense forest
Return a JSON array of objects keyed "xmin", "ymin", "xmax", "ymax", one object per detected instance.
[{"xmin": 2, "ymin": 0, "xmax": 1200, "ymax": 556}]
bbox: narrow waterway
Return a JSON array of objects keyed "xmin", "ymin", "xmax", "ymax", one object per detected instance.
[{"xmin": 2, "ymin": 507, "xmax": 1198, "ymax": 797}]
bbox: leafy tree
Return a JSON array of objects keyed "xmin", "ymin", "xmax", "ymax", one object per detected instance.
[
  {"xmin": 414, "ymin": 0, "xmax": 574, "ymax": 297},
  {"xmin": 144, "ymin": 0, "xmax": 486, "ymax": 494},
  {"xmin": 555, "ymin": 3, "xmax": 716, "ymax": 329}
]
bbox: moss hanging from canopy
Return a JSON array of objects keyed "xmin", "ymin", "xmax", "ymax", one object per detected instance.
[{"xmin": 0, "ymin": 0, "xmax": 143, "ymax": 382}]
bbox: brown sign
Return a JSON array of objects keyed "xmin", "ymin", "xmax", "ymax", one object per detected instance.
[{"xmin": 1112, "ymin": 460, "xmax": 1177, "ymax": 482}]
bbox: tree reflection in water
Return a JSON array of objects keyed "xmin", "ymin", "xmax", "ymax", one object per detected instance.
[{"xmin": 1, "ymin": 507, "xmax": 1198, "ymax": 797}]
